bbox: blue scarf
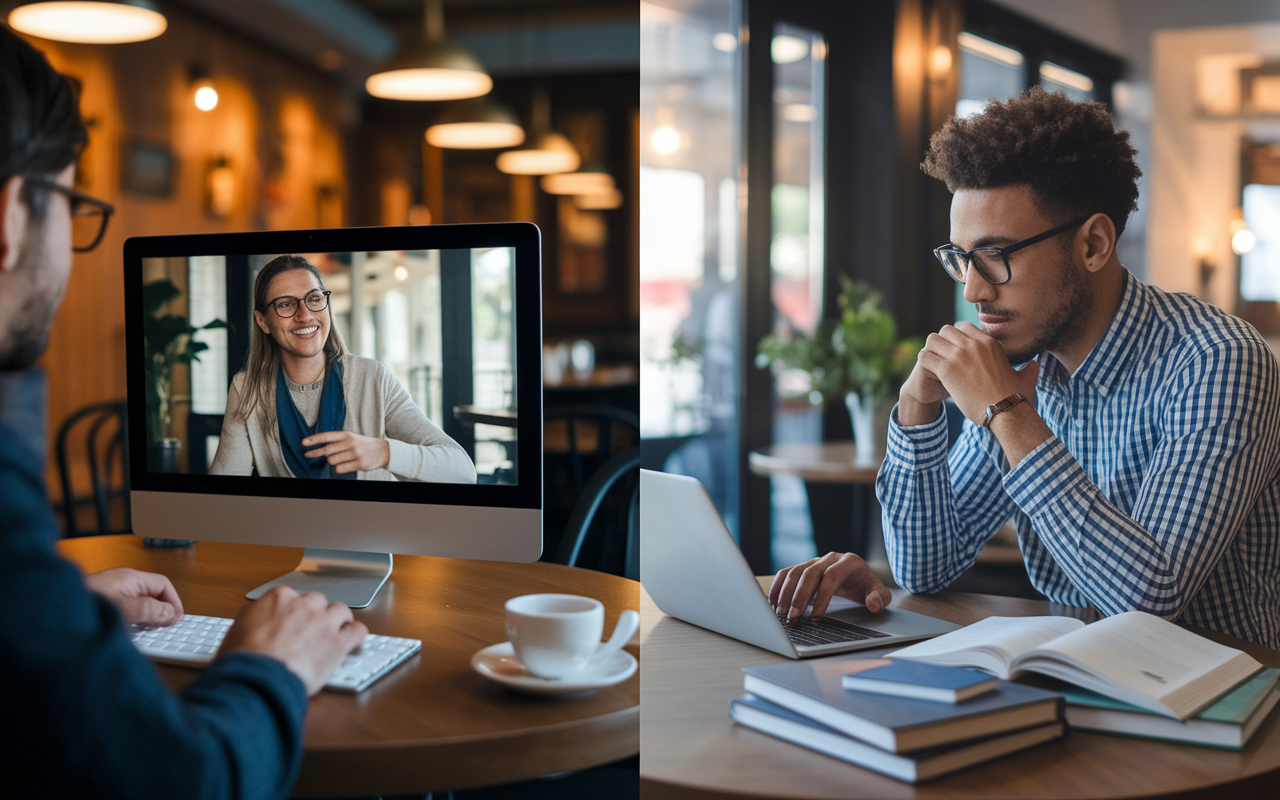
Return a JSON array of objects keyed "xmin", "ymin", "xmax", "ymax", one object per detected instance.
[{"xmin": 276, "ymin": 361, "xmax": 355, "ymax": 480}]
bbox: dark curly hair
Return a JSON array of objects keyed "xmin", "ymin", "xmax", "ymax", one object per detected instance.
[
  {"xmin": 0, "ymin": 26, "xmax": 88, "ymax": 218},
  {"xmin": 921, "ymin": 87, "xmax": 1141, "ymax": 238}
]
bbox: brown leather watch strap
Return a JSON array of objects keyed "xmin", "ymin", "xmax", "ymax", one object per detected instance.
[{"xmin": 982, "ymin": 392, "xmax": 1027, "ymax": 428}]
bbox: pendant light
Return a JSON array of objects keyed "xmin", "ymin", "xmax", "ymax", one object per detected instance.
[
  {"xmin": 495, "ymin": 87, "xmax": 580, "ymax": 176},
  {"xmin": 425, "ymin": 97, "xmax": 525, "ymax": 149},
  {"xmin": 540, "ymin": 165, "xmax": 614, "ymax": 196},
  {"xmin": 8, "ymin": 0, "xmax": 167, "ymax": 44},
  {"xmin": 366, "ymin": 0, "xmax": 491, "ymax": 101}
]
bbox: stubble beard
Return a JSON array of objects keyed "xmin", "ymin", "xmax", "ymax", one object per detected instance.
[
  {"xmin": 0, "ymin": 230, "xmax": 64, "ymax": 371},
  {"xmin": 985, "ymin": 251, "xmax": 1092, "ymax": 366}
]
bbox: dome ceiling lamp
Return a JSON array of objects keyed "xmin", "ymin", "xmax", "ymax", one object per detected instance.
[
  {"xmin": 425, "ymin": 97, "xmax": 525, "ymax": 149},
  {"xmin": 540, "ymin": 165, "xmax": 614, "ymax": 196},
  {"xmin": 8, "ymin": 0, "xmax": 167, "ymax": 44},
  {"xmin": 495, "ymin": 86, "xmax": 580, "ymax": 176},
  {"xmin": 365, "ymin": 0, "xmax": 492, "ymax": 102}
]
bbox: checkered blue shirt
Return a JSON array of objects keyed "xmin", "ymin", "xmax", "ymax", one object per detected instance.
[{"xmin": 878, "ymin": 270, "xmax": 1280, "ymax": 648}]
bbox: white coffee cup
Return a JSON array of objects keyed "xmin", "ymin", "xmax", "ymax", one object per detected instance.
[{"xmin": 504, "ymin": 594, "xmax": 640, "ymax": 680}]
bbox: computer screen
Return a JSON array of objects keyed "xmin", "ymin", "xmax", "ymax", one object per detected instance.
[{"xmin": 123, "ymin": 223, "xmax": 542, "ymax": 606}]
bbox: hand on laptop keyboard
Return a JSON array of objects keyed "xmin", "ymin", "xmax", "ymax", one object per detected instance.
[
  {"xmin": 217, "ymin": 585, "xmax": 369, "ymax": 695},
  {"xmin": 768, "ymin": 552, "xmax": 892, "ymax": 621}
]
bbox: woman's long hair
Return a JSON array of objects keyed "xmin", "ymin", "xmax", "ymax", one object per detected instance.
[{"xmin": 235, "ymin": 255, "xmax": 347, "ymax": 439}]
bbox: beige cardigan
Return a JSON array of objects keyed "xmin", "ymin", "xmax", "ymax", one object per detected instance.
[{"xmin": 209, "ymin": 354, "xmax": 477, "ymax": 483}]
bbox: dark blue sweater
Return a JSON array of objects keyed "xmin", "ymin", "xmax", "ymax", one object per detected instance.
[{"xmin": 0, "ymin": 373, "xmax": 308, "ymax": 799}]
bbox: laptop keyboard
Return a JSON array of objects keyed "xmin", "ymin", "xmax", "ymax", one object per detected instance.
[{"xmin": 778, "ymin": 614, "xmax": 892, "ymax": 646}]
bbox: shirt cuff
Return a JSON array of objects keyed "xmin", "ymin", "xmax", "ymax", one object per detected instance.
[
  {"xmin": 1002, "ymin": 435, "xmax": 1090, "ymax": 520},
  {"xmin": 386, "ymin": 438, "xmax": 414, "ymax": 478},
  {"xmin": 885, "ymin": 402, "xmax": 951, "ymax": 470}
]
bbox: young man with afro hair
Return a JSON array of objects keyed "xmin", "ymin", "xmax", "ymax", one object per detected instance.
[{"xmin": 769, "ymin": 88, "xmax": 1280, "ymax": 650}]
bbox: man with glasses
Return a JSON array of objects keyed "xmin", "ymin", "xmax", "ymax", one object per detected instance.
[
  {"xmin": 1, "ymin": 28, "xmax": 369, "ymax": 798},
  {"xmin": 771, "ymin": 88, "xmax": 1280, "ymax": 650}
]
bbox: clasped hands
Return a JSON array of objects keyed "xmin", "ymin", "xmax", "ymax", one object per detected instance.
[
  {"xmin": 302, "ymin": 430, "xmax": 391, "ymax": 474},
  {"xmin": 900, "ymin": 321, "xmax": 1039, "ymax": 427}
]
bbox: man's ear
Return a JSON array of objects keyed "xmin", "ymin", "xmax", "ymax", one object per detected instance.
[
  {"xmin": 253, "ymin": 309, "xmax": 269, "ymax": 334},
  {"xmin": 0, "ymin": 175, "xmax": 30, "ymax": 272},
  {"xmin": 1079, "ymin": 212, "xmax": 1116, "ymax": 274}
]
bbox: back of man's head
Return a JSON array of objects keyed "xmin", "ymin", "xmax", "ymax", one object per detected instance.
[
  {"xmin": 921, "ymin": 87, "xmax": 1141, "ymax": 238},
  {"xmin": 0, "ymin": 26, "xmax": 87, "ymax": 216}
]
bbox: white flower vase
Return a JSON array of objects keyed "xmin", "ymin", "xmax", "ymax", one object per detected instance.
[{"xmin": 845, "ymin": 392, "xmax": 890, "ymax": 468}]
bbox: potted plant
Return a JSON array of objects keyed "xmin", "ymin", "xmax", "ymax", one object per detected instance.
[
  {"xmin": 756, "ymin": 276, "xmax": 923, "ymax": 466},
  {"xmin": 143, "ymin": 278, "xmax": 225, "ymax": 473}
]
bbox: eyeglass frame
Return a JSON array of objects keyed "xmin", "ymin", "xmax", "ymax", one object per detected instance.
[
  {"xmin": 933, "ymin": 214, "xmax": 1092, "ymax": 286},
  {"xmin": 23, "ymin": 175, "xmax": 115, "ymax": 253},
  {"xmin": 264, "ymin": 290, "xmax": 332, "ymax": 318}
]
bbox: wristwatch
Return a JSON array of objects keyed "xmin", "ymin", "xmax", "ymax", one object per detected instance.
[{"xmin": 982, "ymin": 393, "xmax": 1027, "ymax": 428}]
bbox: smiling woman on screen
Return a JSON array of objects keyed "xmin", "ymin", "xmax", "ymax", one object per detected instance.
[{"xmin": 209, "ymin": 254, "xmax": 476, "ymax": 483}]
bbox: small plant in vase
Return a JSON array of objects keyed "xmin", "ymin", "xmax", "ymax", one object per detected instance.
[
  {"xmin": 756, "ymin": 276, "xmax": 923, "ymax": 466},
  {"xmin": 143, "ymin": 278, "xmax": 225, "ymax": 473}
]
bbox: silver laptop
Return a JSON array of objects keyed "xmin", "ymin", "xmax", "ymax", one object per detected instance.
[{"xmin": 640, "ymin": 469, "xmax": 960, "ymax": 658}]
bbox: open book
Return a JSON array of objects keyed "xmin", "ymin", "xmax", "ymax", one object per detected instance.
[{"xmin": 889, "ymin": 611, "xmax": 1261, "ymax": 720}]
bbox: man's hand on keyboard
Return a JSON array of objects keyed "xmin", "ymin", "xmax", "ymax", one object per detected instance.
[
  {"xmin": 218, "ymin": 586, "xmax": 368, "ymax": 695},
  {"xmin": 769, "ymin": 552, "xmax": 892, "ymax": 621},
  {"xmin": 85, "ymin": 567, "xmax": 184, "ymax": 627}
]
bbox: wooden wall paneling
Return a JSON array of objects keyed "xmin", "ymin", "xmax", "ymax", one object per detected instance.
[{"xmin": 23, "ymin": 1, "xmax": 350, "ymax": 505}]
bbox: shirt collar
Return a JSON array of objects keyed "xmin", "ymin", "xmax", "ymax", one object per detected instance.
[{"xmin": 1060, "ymin": 268, "xmax": 1148, "ymax": 398}]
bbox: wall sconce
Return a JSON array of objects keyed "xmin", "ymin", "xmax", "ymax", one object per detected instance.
[
  {"xmin": 206, "ymin": 156, "xmax": 235, "ymax": 218},
  {"xmin": 190, "ymin": 64, "xmax": 217, "ymax": 111},
  {"xmin": 8, "ymin": 0, "xmax": 167, "ymax": 44},
  {"xmin": 1192, "ymin": 234, "xmax": 1216, "ymax": 294},
  {"xmin": 1230, "ymin": 215, "xmax": 1256, "ymax": 255},
  {"xmin": 929, "ymin": 45, "xmax": 953, "ymax": 81}
]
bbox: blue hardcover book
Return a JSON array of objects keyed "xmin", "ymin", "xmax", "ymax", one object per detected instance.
[
  {"xmin": 729, "ymin": 694, "xmax": 1065, "ymax": 783},
  {"xmin": 841, "ymin": 658, "xmax": 998, "ymax": 703},
  {"xmin": 742, "ymin": 656, "xmax": 1063, "ymax": 753}
]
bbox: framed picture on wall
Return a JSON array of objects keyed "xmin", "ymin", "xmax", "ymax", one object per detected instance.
[{"xmin": 121, "ymin": 138, "xmax": 175, "ymax": 197}]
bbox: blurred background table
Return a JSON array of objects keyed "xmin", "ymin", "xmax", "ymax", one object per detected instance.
[{"xmin": 748, "ymin": 441, "xmax": 881, "ymax": 559}]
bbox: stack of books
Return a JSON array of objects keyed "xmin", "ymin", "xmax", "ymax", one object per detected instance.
[
  {"xmin": 730, "ymin": 611, "xmax": 1278, "ymax": 781},
  {"xmin": 731, "ymin": 657, "xmax": 1066, "ymax": 783},
  {"xmin": 886, "ymin": 611, "xmax": 1276, "ymax": 748}
]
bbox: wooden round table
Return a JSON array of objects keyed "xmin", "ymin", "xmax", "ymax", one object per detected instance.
[
  {"xmin": 59, "ymin": 535, "xmax": 639, "ymax": 798},
  {"xmin": 640, "ymin": 580, "xmax": 1280, "ymax": 799},
  {"xmin": 749, "ymin": 441, "xmax": 882, "ymax": 558}
]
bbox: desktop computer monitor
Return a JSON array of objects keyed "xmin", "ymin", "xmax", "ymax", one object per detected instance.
[{"xmin": 123, "ymin": 222, "xmax": 542, "ymax": 607}]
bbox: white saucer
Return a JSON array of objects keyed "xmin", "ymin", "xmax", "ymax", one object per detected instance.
[{"xmin": 470, "ymin": 642, "xmax": 637, "ymax": 696}]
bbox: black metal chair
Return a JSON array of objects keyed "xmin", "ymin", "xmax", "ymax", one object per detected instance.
[
  {"xmin": 543, "ymin": 404, "xmax": 640, "ymax": 497},
  {"xmin": 556, "ymin": 445, "xmax": 639, "ymax": 581},
  {"xmin": 55, "ymin": 400, "xmax": 130, "ymax": 537}
]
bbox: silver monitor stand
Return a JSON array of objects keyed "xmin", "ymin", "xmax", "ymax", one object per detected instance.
[{"xmin": 246, "ymin": 549, "xmax": 393, "ymax": 608}]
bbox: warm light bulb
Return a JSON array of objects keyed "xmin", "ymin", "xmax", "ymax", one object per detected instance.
[
  {"xmin": 394, "ymin": 265, "xmax": 408, "ymax": 281},
  {"xmin": 930, "ymin": 45, "xmax": 953, "ymax": 79},
  {"xmin": 1232, "ymin": 228, "xmax": 1256, "ymax": 255},
  {"xmin": 194, "ymin": 84, "xmax": 218, "ymax": 111},
  {"xmin": 9, "ymin": 1, "xmax": 167, "ymax": 44},
  {"xmin": 652, "ymin": 126, "xmax": 680, "ymax": 154}
]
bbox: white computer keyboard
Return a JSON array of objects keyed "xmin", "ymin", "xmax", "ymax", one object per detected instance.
[{"xmin": 130, "ymin": 614, "xmax": 422, "ymax": 693}]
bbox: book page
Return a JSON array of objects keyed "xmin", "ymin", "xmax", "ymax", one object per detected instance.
[
  {"xmin": 890, "ymin": 616, "xmax": 1084, "ymax": 676},
  {"xmin": 1016, "ymin": 611, "xmax": 1246, "ymax": 700}
]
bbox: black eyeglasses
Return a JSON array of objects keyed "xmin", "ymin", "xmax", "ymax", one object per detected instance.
[
  {"xmin": 25, "ymin": 175, "xmax": 115, "ymax": 253},
  {"xmin": 933, "ymin": 215, "xmax": 1091, "ymax": 286},
  {"xmin": 266, "ymin": 290, "xmax": 331, "ymax": 318}
]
